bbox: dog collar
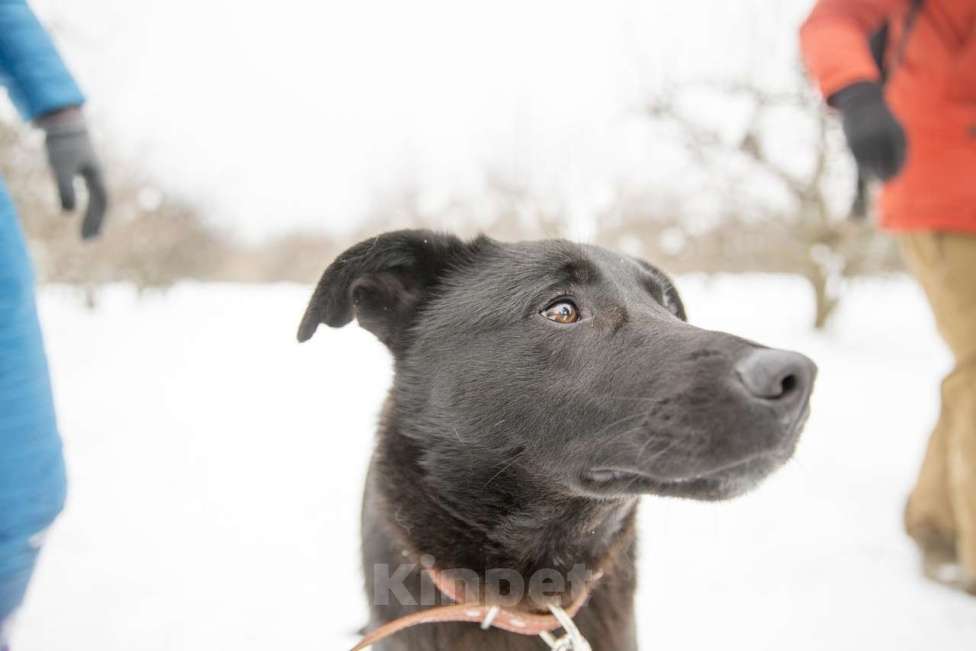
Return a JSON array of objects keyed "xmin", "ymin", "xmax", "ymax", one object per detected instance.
[{"xmin": 350, "ymin": 567, "xmax": 603, "ymax": 650}]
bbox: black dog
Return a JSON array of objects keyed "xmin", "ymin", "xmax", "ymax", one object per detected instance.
[{"xmin": 298, "ymin": 230, "xmax": 815, "ymax": 651}]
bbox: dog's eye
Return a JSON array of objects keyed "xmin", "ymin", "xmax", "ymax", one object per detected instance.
[{"xmin": 542, "ymin": 300, "xmax": 579, "ymax": 324}]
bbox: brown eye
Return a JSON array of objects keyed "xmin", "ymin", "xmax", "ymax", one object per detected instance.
[{"xmin": 542, "ymin": 300, "xmax": 580, "ymax": 324}]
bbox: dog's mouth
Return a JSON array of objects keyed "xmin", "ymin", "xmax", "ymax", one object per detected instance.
[
  {"xmin": 580, "ymin": 440, "xmax": 799, "ymax": 502},
  {"xmin": 579, "ymin": 401, "xmax": 810, "ymax": 501}
]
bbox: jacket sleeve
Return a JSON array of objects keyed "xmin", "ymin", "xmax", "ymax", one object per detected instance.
[
  {"xmin": 0, "ymin": 0, "xmax": 84, "ymax": 120},
  {"xmin": 799, "ymin": 0, "xmax": 903, "ymax": 101},
  {"xmin": 948, "ymin": 17, "xmax": 976, "ymax": 101}
]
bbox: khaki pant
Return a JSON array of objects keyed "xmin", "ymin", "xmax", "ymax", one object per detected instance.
[{"xmin": 899, "ymin": 231, "xmax": 976, "ymax": 584}]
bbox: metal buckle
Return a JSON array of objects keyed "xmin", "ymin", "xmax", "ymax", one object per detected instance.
[{"xmin": 538, "ymin": 605, "xmax": 592, "ymax": 651}]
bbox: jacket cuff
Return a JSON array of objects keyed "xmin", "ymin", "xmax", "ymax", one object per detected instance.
[
  {"xmin": 33, "ymin": 104, "xmax": 85, "ymax": 132},
  {"xmin": 828, "ymin": 80, "xmax": 884, "ymax": 110}
]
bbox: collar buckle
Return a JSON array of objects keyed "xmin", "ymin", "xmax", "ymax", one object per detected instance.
[{"xmin": 538, "ymin": 604, "xmax": 592, "ymax": 651}]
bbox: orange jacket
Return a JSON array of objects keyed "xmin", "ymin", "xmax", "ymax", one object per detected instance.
[{"xmin": 800, "ymin": 0, "xmax": 976, "ymax": 233}]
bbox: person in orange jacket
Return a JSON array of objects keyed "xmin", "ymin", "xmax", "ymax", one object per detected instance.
[{"xmin": 801, "ymin": 0, "xmax": 976, "ymax": 595}]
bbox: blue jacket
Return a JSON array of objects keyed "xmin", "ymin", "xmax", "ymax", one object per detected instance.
[
  {"xmin": 0, "ymin": 0, "xmax": 81, "ymax": 625},
  {"xmin": 0, "ymin": 0, "xmax": 84, "ymax": 120}
]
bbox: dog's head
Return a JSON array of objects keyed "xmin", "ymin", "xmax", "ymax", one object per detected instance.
[{"xmin": 299, "ymin": 230, "xmax": 815, "ymax": 501}]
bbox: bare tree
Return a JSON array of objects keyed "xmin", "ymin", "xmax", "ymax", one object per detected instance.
[
  {"xmin": 0, "ymin": 116, "xmax": 234, "ymax": 300},
  {"xmin": 632, "ymin": 72, "xmax": 901, "ymax": 328}
]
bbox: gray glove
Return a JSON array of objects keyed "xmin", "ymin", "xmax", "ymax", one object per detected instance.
[{"xmin": 36, "ymin": 107, "xmax": 108, "ymax": 240}]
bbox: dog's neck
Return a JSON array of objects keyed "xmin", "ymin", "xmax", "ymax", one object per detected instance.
[{"xmin": 373, "ymin": 411, "xmax": 639, "ymax": 589}]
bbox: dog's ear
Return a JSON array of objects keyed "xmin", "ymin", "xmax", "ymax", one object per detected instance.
[
  {"xmin": 297, "ymin": 230, "xmax": 467, "ymax": 349},
  {"xmin": 663, "ymin": 283, "xmax": 687, "ymax": 321},
  {"xmin": 630, "ymin": 256, "xmax": 687, "ymax": 322}
]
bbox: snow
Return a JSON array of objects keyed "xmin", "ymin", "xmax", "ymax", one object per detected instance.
[{"xmin": 11, "ymin": 275, "xmax": 976, "ymax": 650}]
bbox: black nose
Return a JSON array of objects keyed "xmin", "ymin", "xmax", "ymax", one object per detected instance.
[{"xmin": 735, "ymin": 349, "xmax": 816, "ymax": 410}]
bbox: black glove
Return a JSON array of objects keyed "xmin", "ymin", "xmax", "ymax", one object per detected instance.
[
  {"xmin": 36, "ymin": 107, "xmax": 108, "ymax": 240},
  {"xmin": 831, "ymin": 82, "xmax": 907, "ymax": 182}
]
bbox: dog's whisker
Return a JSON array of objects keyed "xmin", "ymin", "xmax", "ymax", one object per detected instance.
[
  {"xmin": 586, "ymin": 411, "xmax": 648, "ymax": 440},
  {"xmin": 593, "ymin": 395, "xmax": 667, "ymax": 405},
  {"xmin": 482, "ymin": 448, "xmax": 530, "ymax": 489},
  {"xmin": 635, "ymin": 435, "xmax": 676, "ymax": 465}
]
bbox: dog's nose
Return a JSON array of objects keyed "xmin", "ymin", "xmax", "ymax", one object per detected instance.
[{"xmin": 735, "ymin": 349, "xmax": 816, "ymax": 412}]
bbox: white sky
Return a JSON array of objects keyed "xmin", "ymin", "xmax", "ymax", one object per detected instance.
[{"xmin": 30, "ymin": 0, "xmax": 815, "ymax": 240}]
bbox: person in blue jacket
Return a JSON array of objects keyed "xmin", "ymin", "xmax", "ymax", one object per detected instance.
[{"xmin": 0, "ymin": 1, "xmax": 107, "ymax": 646}]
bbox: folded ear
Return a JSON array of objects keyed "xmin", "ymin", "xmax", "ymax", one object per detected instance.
[
  {"xmin": 662, "ymin": 282, "xmax": 687, "ymax": 322},
  {"xmin": 630, "ymin": 256, "xmax": 687, "ymax": 322},
  {"xmin": 297, "ymin": 230, "xmax": 468, "ymax": 349}
]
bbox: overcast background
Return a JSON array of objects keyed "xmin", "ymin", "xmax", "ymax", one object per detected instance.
[{"xmin": 31, "ymin": 0, "xmax": 811, "ymax": 240}]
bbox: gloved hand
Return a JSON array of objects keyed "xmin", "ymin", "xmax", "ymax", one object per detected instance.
[
  {"xmin": 831, "ymin": 81, "xmax": 907, "ymax": 182},
  {"xmin": 35, "ymin": 107, "xmax": 108, "ymax": 240}
]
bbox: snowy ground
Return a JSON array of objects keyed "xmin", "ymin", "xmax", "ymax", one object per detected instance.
[{"xmin": 10, "ymin": 275, "xmax": 976, "ymax": 650}]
